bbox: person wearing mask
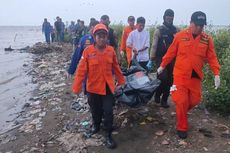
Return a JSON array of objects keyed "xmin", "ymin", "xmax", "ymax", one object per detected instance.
[{"xmin": 147, "ymin": 9, "xmax": 179, "ymax": 108}]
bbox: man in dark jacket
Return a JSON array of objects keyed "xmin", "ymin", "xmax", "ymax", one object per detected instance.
[
  {"xmin": 42, "ymin": 18, "xmax": 51, "ymax": 44},
  {"xmin": 147, "ymin": 9, "xmax": 179, "ymax": 108},
  {"xmin": 54, "ymin": 16, "xmax": 62, "ymax": 42}
]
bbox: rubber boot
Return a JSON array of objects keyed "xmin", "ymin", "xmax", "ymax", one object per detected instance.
[{"xmin": 105, "ymin": 133, "xmax": 117, "ymax": 149}]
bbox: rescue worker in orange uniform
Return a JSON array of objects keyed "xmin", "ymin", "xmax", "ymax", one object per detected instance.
[
  {"xmin": 72, "ymin": 23, "xmax": 125, "ymax": 149},
  {"xmin": 158, "ymin": 11, "xmax": 221, "ymax": 139},
  {"xmin": 120, "ymin": 16, "xmax": 136, "ymax": 67}
]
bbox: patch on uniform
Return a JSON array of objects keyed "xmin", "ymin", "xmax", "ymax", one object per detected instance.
[
  {"xmin": 200, "ymin": 36, "xmax": 209, "ymax": 45},
  {"xmin": 88, "ymin": 53, "xmax": 96, "ymax": 59},
  {"xmin": 181, "ymin": 38, "xmax": 190, "ymax": 41},
  {"xmin": 85, "ymin": 40, "xmax": 91, "ymax": 46}
]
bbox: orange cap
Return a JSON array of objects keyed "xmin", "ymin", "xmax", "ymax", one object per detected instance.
[{"xmin": 93, "ymin": 23, "xmax": 108, "ymax": 34}]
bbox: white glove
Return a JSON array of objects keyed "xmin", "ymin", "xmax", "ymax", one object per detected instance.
[
  {"xmin": 157, "ymin": 66, "xmax": 164, "ymax": 74},
  {"xmin": 214, "ymin": 75, "xmax": 220, "ymax": 89},
  {"xmin": 170, "ymin": 85, "xmax": 177, "ymax": 92},
  {"xmin": 116, "ymin": 84, "xmax": 125, "ymax": 90},
  {"xmin": 120, "ymin": 50, "xmax": 125, "ymax": 57}
]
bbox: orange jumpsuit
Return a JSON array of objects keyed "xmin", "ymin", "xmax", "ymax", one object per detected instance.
[
  {"xmin": 120, "ymin": 26, "xmax": 136, "ymax": 66},
  {"xmin": 160, "ymin": 28, "xmax": 220, "ymax": 131},
  {"xmin": 72, "ymin": 45, "xmax": 125, "ymax": 95}
]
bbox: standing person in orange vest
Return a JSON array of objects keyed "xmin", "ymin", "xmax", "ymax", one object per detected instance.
[
  {"xmin": 158, "ymin": 11, "xmax": 220, "ymax": 139},
  {"xmin": 120, "ymin": 16, "xmax": 136, "ymax": 67},
  {"xmin": 72, "ymin": 23, "xmax": 125, "ymax": 149}
]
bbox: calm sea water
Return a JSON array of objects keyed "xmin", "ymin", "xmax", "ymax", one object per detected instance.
[{"xmin": 0, "ymin": 26, "xmax": 43, "ymax": 134}]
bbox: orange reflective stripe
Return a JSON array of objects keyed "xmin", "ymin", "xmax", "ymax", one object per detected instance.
[
  {"xmin": 72, "ymin": 45, "xmax": 125, "ymax": 95},
  {"xmin": 161, "ymin": 28, "xmax": 220, "ymax": 79}
]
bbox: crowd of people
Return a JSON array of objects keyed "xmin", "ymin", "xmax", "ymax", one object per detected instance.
[
  {"xmin": 43, "ymin": 9, "xmax": 221, "ymax": 149},
  {"xmin": 42, "ymin": 16, "xmax": 91, "ymax": 45}
]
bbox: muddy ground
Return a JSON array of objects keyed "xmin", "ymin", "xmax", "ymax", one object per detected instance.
[{"xmin": 0, "ymin": 43, "xmax": 229, "ymax": 153}]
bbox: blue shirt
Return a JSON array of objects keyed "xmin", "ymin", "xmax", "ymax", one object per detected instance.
[
  {"xmin": 42, "ymin": 22, "xmax": 51, "ymax": 34},
  {"xmin": 68, "ymin": 34, "xmax": 94, "ymax": 75}
]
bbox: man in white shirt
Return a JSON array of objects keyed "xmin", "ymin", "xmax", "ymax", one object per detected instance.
[{"xmin": 126, "ymin": 17, "xmax": 150, "ymax": 70}]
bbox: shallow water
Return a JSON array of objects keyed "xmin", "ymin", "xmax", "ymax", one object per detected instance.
[{"xmin": 0, "ymin": 26, "xmax": 43, "ymax": 134}]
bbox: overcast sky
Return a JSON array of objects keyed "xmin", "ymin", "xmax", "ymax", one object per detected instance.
[{"xmin": 0, "ymin": 0, "xmax": 229, "ymax": 26}]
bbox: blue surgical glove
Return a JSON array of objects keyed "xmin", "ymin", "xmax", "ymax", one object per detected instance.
[{"xmin": 146, "ymin": 60, "xmax": 153, "ymax": 70}]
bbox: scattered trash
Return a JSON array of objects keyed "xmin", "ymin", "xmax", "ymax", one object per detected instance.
[
  {"xmin": 29, "ymin": 109, "xmax": 42, "ymax": 115},
  {"xmin": 71, "ymin": 96, "xmax": 89, "ymax": 113},
  {"xmin": 2, "ymin": 42, "xmax": 229, "ymax": 152},
  {"xmin": 19, "ymin": 117, "xmax": 42, "ymax": 133},
  {"xmin": 162, "ymin": 140, "xmax": 169, "ymax": 145},
  {"xmin": 57, "ymin": 133, "xmax": 87, "ymax": 152},
  {"xmin": 53, "ymin": 83, "xmax": 66, "ymax": 88},
  {"xmin": 29, "ymin": 42, "xmax": 64, "ymax": 54},
  {"xmin": 140, "ymin": 121, "xmax": 146, "ymax": 125},
  {"xmin": 137, "ymin": 106, "xmax": 150, "ymax": 116},
  {"xmin": 112, "ymin": 131, "xmax": 119, "ymax": 135},
  {"xmin": 146, "ymin": 116, "xmax": 154, "ymax": 122},
  {"xmin": 85, "ymin": 137, "xmax": 104, "ymax": 147},
  {"xmin": 118, "ymin": 109, "xmax": 129, "ymax": 116},
  {"xmin": 121, "ymin": 118, "xmax": 128, "ymax": 127},
  {"xmin": 217, "ymin": 124, "xmax": 229, "ymax": 130},
  {"xmin": 221, "ymin": 130, "xmax": 230, "ymax": 139},
  {"xmin": 155, "ymin": 130, "xmax": 164, "ymax": 136},
  {"xmin": 203, "ymin": 147, "xmax": 208, "ymax": 151},
  {"xmin": 179, "ymin": 140, "xmax": 188, "ymax": 146},
  {"xmin": 199, "ymin": 128, "xmax": 214, "ymax": 138},
  {"xmin": 80, "ymin": 121, "xmax": 90, "ymax": 127},
  {"xmin": 39, "ymin": 112, "xmax": 46, "ymax": 117},
  {"xmin": 71, "ymin": 101, "xmax": 82, "ymax": 111},
  {"xmin": 170, "ymin": 112, "xmax": 176, "ymax": 116},
  {"xmin": 57, "ymin": 132, "xmax": 104, "ymax": 152}
]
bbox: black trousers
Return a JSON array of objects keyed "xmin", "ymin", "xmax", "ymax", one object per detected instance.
[
  {"xmin": 155, "ymin": 71, "xmax": 172, "ymax": 102},
  {"xmin": 88, "ymin": 85, "xmax": 114, "ymax": 133},
  {"xmin": 155, "ymin": 58, "xmax": 175, "ymax": 103},
  {"xmin": 139, "ymin": 61, "xmax": 148, "ymax": 71}
]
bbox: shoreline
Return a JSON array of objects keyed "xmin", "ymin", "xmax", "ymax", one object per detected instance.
[{"xmin": 0, "ymin": 42, "xmax": 229, "ymax": 153}]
